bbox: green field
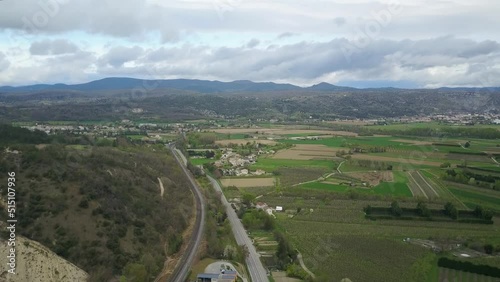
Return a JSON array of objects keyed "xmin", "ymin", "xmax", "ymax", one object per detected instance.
[
  {"xmin": 215, "ymin": 133, "xmax": 248, "ymax": 140},
  {"xmin": 298, "ymin": 171, "xmax": 412, "ymax": 197},
  {"xmin": 126, "ymin": 134, "xmax": 147, "ymax": 140},
  {"xmin": 281, "ymin": 135, "xmax": 492, "ymax": 156},
  {"xmin": 299, "ymin": 182, "xmax": 351, "ymax": 192},
  {"xmin": 189, "ymin": 158, "xmax": 214, "ymax": 165},
  {"xmin": 202, "ymin": 123, "xmax": 500, "ymax": 281},
  {"xmin": 264, "ymin": 196, "xmax": 500, "ymax": 282},
  {"xmin": 366, "ymin": 122, "xmax": 500, "ymax": 131},
  {"xmin": 373, "ymin": 171, "xmax": 413, "ymax": 197},
  {"xmin": 251, "ymin": 158, "xmax": 335, "ymax": 171},
  {"xmin": 448, "ymin": 187, "xmax": 500, "ymax": 212}
]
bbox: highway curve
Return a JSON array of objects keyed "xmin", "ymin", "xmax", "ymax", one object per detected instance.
[{"xmin": 165, "ymin": 145, "xmax": 206, "ymax": 282}]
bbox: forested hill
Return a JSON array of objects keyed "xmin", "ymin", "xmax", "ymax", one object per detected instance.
[
  {"xmin": 0, "ymin": 126, "xmax": 193, "ymax": 281},
  {"xmin": 0, "ymin": 124, "xmax": 50, "ymax": 145},
  {"xmin": 1, "ymin": 89, "xmax": 497, "ymax": 121},
  {"xmin": 0, "ymin": 78, "xmax": 499, "ymax": 120}
]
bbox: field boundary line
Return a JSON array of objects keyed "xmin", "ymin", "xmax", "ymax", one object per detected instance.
[
  {"xmin": 423, "ymin": 170, "xmax": 468, "ymax": 209},
  {"xmin": 416, "ymin": 171, "xmax": 439, "ymax": 197},
  {"xmin": 407, "ymin": 171, "xmax": 429, "ymax": 199},
  {"xmin": 491, "ymin": 157, "xmax": 499, "ymax": 165}
]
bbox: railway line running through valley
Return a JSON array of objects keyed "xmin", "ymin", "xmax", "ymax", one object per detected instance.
[{"xmin": 163, "ymin": 144, "xmax": 206, "ymax": 282}]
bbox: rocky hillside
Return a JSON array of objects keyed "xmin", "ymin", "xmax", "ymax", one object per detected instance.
[{"xmin": 0, "ymin": 236, "xmax": 88, "ymax": 282}]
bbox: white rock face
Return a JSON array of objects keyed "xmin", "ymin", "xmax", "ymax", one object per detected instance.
[{"xmin": 0, "ymin": 236, "xmax": 88, "ymax": 282}]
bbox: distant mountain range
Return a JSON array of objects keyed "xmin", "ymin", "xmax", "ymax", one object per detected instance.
[
  {"xmin": 0, "ymin": 77, "xmax": 498, "ymax": 93},
  {"xmin": 0, "ymin": 77, "xmax": 338, "ymax": 93}
]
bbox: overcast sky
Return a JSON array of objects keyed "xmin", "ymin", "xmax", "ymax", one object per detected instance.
[{"xmin": 0, "ymin": 0, "xmax": 499, "ymax": 88}]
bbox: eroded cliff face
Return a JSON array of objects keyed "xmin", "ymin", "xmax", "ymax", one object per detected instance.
[{"xmin": 0, "ymin": 236, "xmax": 88, "ymax": 282}]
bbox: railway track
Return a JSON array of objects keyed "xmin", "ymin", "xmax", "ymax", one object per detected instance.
[{"xmin": 161, "ymin": 144, "xmax": 205, "ymax": 282}]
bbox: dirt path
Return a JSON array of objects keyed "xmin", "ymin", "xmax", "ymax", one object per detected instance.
[
  {"xmin": 158, "ymin": 177, "xmax": 165, "ymax": 198},
  {"xmin": 337, "ymin": 160, "xmax": 345, "ymax": 174},
  {"xmin": 297, "ymin": 251, "xmax": 316, "ymax": 279}
]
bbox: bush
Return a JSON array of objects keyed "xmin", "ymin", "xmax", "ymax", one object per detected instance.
[
  {"xmin": 363, "ymin": 205, "xmax": 373, "ymax": 215},
  {"xmin": 390, "ymin": 201, "xmax": 402, "ymax": 217},
  {"xmin": 286, "ymin": 264, "xmax": 310, "ymax": 280},
  {"xmin": 78, "ymin": 199, "xmax": 89, "ymax": 209}
]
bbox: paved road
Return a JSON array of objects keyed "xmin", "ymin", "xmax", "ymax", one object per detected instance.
[
  {"xmin": 207, "ymin": 176, "xmax": 269, "ymax": 282},
  {"xmin": 165, "ymin": 145, "xmax": 206, "ymax": 282}
]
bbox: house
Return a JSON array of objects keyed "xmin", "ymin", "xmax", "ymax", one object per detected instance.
[
  {"xmin": 253, "ymin": 169, "xmax": 266, "ymax": 176},
  {"xmin": 276, "ymin": 206, "xmax": 283, "ymax": 212},
  {"xmin": 197, "ymin": 273, "xmax": 219, "ymax": 282},
  {"xmin": 256, "ymin": 202, "xmax": 268, "ymax": 210}
]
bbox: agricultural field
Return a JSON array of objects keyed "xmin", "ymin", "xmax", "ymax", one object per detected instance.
[
  {"xmin": 344, "ymin": 171, "xmax": 394, "ymax": 186},
  {"xmin": 251, "ymin": 158, "xmax": 335, "ymax": 171},
  {"xmin": 215, "ymin": 139, "xmax": 278, "ymax": 146},
  {"xmin": 298, "ymin": 171, "xmax": 413, "ymax": 197},
  {"xmin": 262, "ymin": 196, "xmax": 500, "ymax": 282},
  {"xmin": 407, "ymin": 170, "xmax": 440, "ymax": 199},
  {"xmin": 220, "ymin": 177, "xmax": 275, "ymax": 188},
  {"xmin": 191, "ymin": 123, "xmax": 500, "ymax": 281},
  {"xmin": 275, "ymin": 167, "xmax": 329, "ymax": 187},
  {"xmin": 272, "ymin": 144, "xmax": 339, "ymax": 160},
  {"xmin": 350, "ymin": 154, "xmax": 443, "ymax": 167},
  {"xmin": 365, "ymin": 121, "xmax": 500, "ymax": 131},
  {"xmin": 210, "ymin": 127, "xmax": 358, "ymax": 136},
  {"xmin": 189, "ymin": 157, "xmax": 214, "ymax": 165},
  {"xmin": 447, "ymin": 185, "xmax": 500, "ymax": 213}
]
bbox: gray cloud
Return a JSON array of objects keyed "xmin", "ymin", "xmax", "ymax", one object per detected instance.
[
  {"xmin": 277, "ymin": 32, "xmax": 297, "ymax": 39},
  {"xmin": 2, "ymin": 36, "xmax": 500, "ymax": 87},
  {"xmin": 2, "ymin": 0, "xmax": 496, "ymax": 42},
  {"xmin": 246, "ymin": 39, "xmax": 260, "ymax": 48},
  {"xmin": 29, "ymin": 39, "xmax": 79, "ymax": 55},
  {"xmin": 0, "ymin": 1, "xmax": 499, "ymax": 87},
  {"xmin": 0, "ymin": 52, "xmax": 10, "ymax": 72},
  {"xmin": 89, "ymin": 37, "xmax": 500, "ymax": 88},
  {"xmin": 99, "ymin": 46, "xmax": 144, "ymax": 68},
  {"xmin": 333, "ymin": 17, "xmax": 346, "ymax": 27}
]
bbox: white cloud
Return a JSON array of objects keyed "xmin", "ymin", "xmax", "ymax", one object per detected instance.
[{"xmin": 0, "ymin": 0, "xmax": 499, "ymax": 87}]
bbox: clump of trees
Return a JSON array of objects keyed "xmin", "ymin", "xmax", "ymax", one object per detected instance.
[
  {"xmin": 416, "ymin": 202, "xmax": 431, "ymax": 218},
  {"xmin": 390, "ymin": 201, "xmax": 402, "ymax": 217},
  {"xmin": 438, "ymin": 257, "xmax": 500, "ymax": 278},
  {"xmin": 474, "ymin": 205, "xmax": 493, "ymax": 221},
  {"xmin": 275, "ymin": 231, "xmax": 297, "ymax": 270},
  {"xmin": 444, "ymin": 202, "xmax": 458, "ymax": 219},
  {"xmin": 242, "ymin": 210, "xmax": 275, "ymax": 231},
  {"xmin": 443, "ymin": 168, "xmax": 500, "ymax": 191}
]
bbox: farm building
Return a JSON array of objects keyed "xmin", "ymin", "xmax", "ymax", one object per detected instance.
[{"xmin": 197, "ymin": 270, "xmax": 237, "ymax": 282}]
